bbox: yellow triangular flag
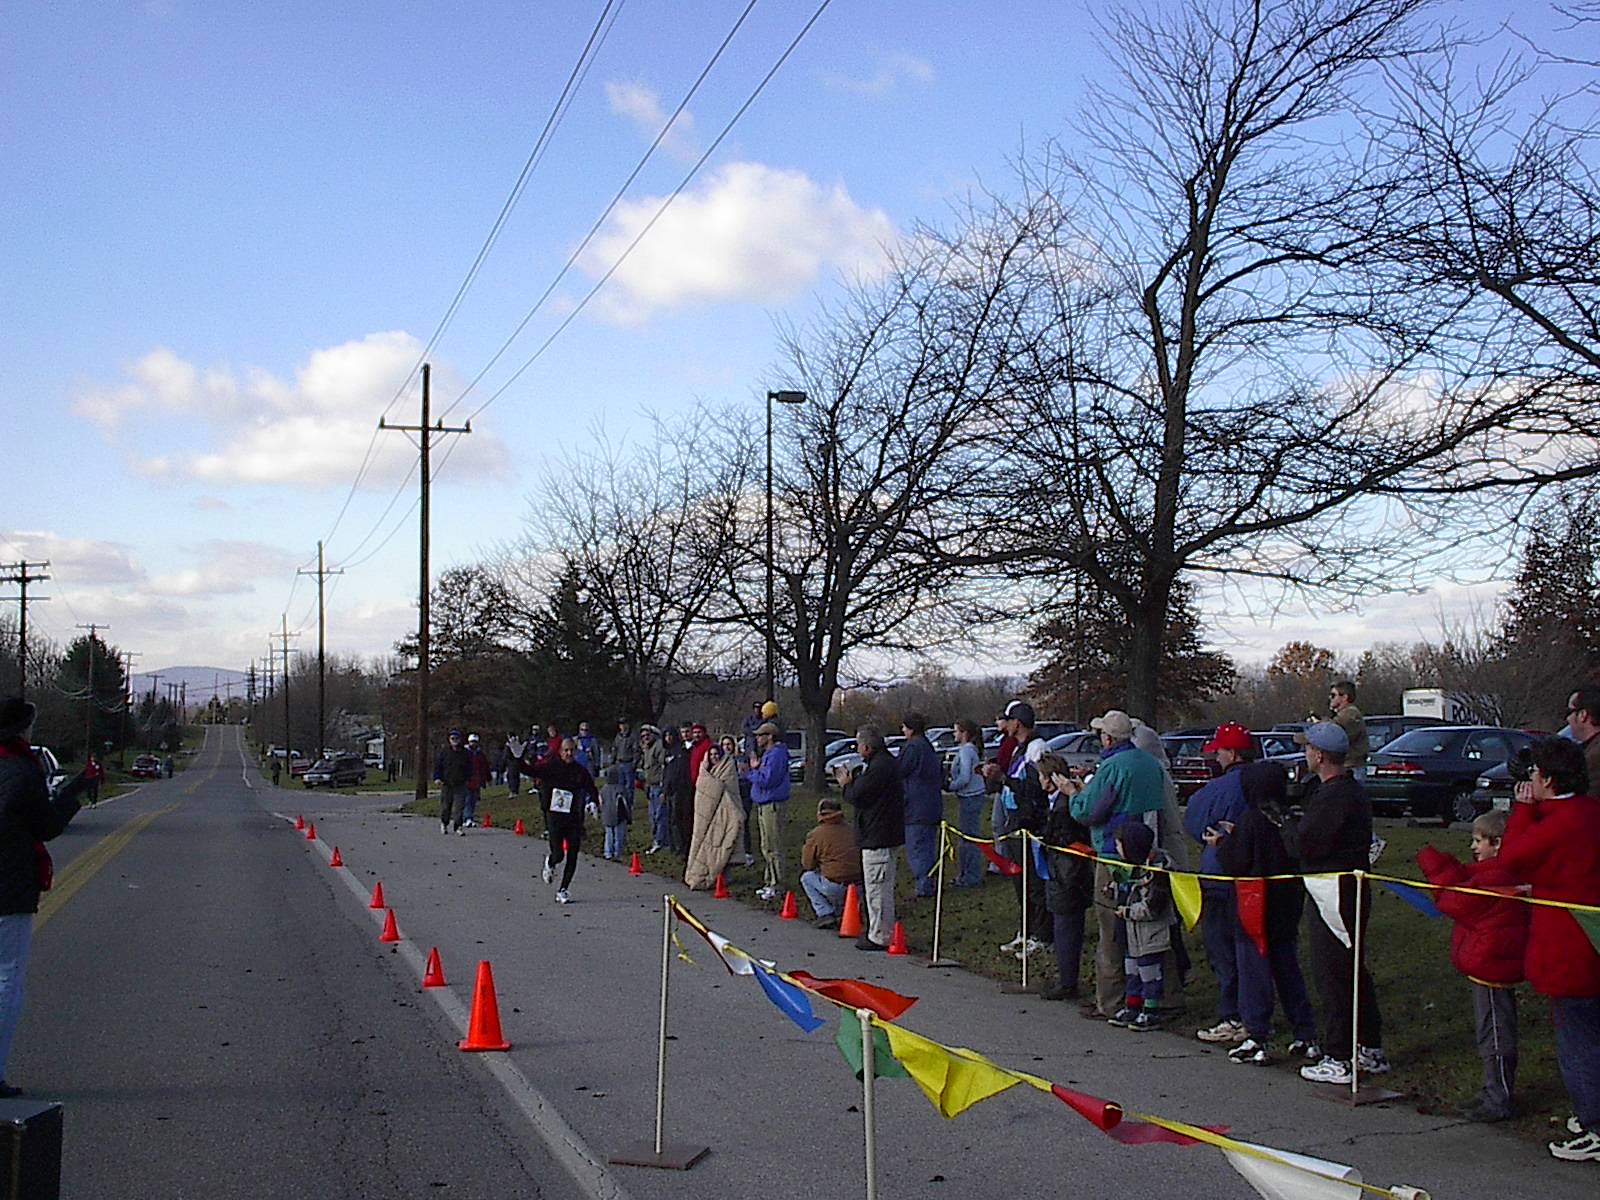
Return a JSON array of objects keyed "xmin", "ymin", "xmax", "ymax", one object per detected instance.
[
  {"xmin": 880, "ymin": 1023, "xmax": 1020, "ymax": 1118},
  {"xmin": 1169, "ymin": 871, "xmax": 1203, "ymax": 931}
]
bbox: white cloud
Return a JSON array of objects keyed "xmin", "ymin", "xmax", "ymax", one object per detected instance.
[
  {"xmin": 824, "ymin": 52, "xmax": 934, "ymax": 96},
  {"xmin": 578, "ymin": 162, "xmax": 897, "ymax": 323},
  {"xmin": 0, "ymin": 530, "xmax": 144, "ymax": 585},
  {"xmin": 72, "ymin": 333, "xmax": 509, "ymax": 488},
  {"xmin": 605, "ymin": 81, "xmax": 696, "ymax": 160},
  {"xmin": 149, "ymin": 540, "xmax": 298, "ymax": 597}
]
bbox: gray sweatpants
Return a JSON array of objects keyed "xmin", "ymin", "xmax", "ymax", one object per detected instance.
[
  {"xmin": 438, "ymin": 783, "xmax": 465, "ymax": 830},
  {"xmin": 1473, "ymin": 982, "xmax": 1518, "ymax": 1115}
]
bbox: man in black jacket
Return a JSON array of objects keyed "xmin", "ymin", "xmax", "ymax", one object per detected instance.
[
  {"xmin": 433, "ymin": 729, "xmax": 471, "ymax": 835},
  {"xmin": 838, "ymin": 725, "xmax": 904, "ymax": 951},
  {"xmin": 0, "ymin": 698, "xmax": 85, "ymax": 1097}
]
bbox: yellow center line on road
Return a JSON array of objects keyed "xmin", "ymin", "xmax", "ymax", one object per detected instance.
[{"xmin": 35, "ymin": 804, "xmax": 180, "ymax": 932}]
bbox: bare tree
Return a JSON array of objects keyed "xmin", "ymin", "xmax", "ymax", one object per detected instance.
[{"xmin": 513, "ymin": 413, "xmax": 749, "ymax": 723}]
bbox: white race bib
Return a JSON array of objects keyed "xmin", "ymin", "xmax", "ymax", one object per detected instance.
[{"xmin": 550, "ymin": 787, "xmax": 575, "ymax": 814}]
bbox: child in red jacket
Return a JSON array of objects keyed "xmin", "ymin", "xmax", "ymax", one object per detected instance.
[{"xmin": 1417, "ymin": 809, "xmax": 1529, "ymax": 1122}]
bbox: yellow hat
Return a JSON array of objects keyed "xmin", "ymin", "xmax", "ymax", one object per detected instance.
[{"xmin": 761, "ymin": 700, "xmax": 778, "ymax": 718}]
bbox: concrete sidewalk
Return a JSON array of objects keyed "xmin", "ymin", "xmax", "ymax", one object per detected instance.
[{"xmin": 288, "ymin": 793, "xmax": 1592, "ymax": 1200}]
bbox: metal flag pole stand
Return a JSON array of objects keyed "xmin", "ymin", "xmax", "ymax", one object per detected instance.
[
  {"xmin": 609, "ymin": 896, "xmax": 711, "ymax": 1169},
  {"xmin": 859, "ymin": 1006, "xmax": 879, "ymax": 1200},
  {"xmin": 925, "ymin": 823, "xmax": 960, "ymax": 967},
  {"xmin": 1000, "ymin": 832, "xmax": 1033, "ymax": 994},
  {"xmin": 1318, "ymin": 870, "xmax": 1400, "ymax": 1108}
]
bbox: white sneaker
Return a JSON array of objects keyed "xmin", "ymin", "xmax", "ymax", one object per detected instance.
[
  {"xmin": 1570, "ymin": 1116, "xmax": 1586, "ymax": 1135},
  {"xmin": 1228, "ymin": 1038, "xmax": 1271, "ymax": 1065},
  {"xmin": 1549, "ymin": 1129, "xmax": 1600, "ymax": 1161},
  {"xmin": 457, "ymin": 825, "xmax": 466, "ymax": 836},
  {"xmin": 1358, "ymin": 1046, "xmax": 1391, "ymax": 1075},
  {"xmin": 756, "ymin": 886, "xmax": 777, "ymax": 901},
  {"xmin": 1196, "ymin": 1019, "xmax": 1247, "ymax": 1044},
  {"xmin": 462, "ymin": 818, "xmax": 475, "ymax": 828},
  {"xmin": 1368, "ymin": 835, "xmax": 1387, "ymax": 866},
  {"xmin": 1014, "ymin": 937, "xmax": 1045, "ymax": 959},
  {"xmin": 1287, "ymin": 1039, "xmax": 1321, "ymax": 1062},
  {"xmin": 555, "ymin": 888, "xmax": 570, "ymax": 904},
  {"xmin": 646, "ymin": 843, "xmax": 661, "ymax": 855},
  {"xmin": 541, "ymin": 862, "xmax": 554, "ymax": 885},
  {"xmin": 1300, "ymin": 1056, "xmax": 1353, "ymax": 1085},
  {"xmin": 999, "ymin": 933, "xmax": 1025, "ymax": 953},
  {"xmin": 440, "ymin": 821, "xmax": 449, "ymax": 835}
]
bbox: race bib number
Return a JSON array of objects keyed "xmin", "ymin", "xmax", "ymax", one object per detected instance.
[{"xmin": 550, "ymin": 788, "xmax": 575, "ymax": 814}]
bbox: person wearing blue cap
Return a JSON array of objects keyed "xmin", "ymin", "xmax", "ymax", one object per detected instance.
[{"xmin": 1294, "ymin": 721, "xmax": 1390, "ymax": 1084}]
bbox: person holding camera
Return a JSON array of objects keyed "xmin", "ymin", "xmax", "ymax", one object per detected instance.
[
  {"xmin": 0, "ymin": 699, "xmax": 87, "ymax": 1097},
  {"xmin": 1498, "ymin": 735, "xmax": 1600, "ymax": 1162}
]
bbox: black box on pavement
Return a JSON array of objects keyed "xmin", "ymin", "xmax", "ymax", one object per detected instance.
[{"xmin": 0, "ymin": 1098, "xmax": 62, "ymax": 1200}]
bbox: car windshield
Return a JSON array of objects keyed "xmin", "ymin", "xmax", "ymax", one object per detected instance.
[
  {"xmin": 311, "ymin": 758, "xmax": 335, "ymax": 770},
  {"xmin": 1382, "ymin": 729, "xmax": 1465, "ymax": 756},
  {"xmin": 1162, "ymin": 736, "xmax": 1207, "ymax": 760}
]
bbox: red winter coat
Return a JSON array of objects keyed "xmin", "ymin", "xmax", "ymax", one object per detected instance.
[
  {"xmin": 1415, "ymin": 846, "xmax": 1527, "ymax": 986},
  {"xmin": 687, "ymin": 736, "xmax": 712, "ymax": 785},
  {"xmin": 1496, "ymin": 795, "xmax": 1600, "ymax": 999}
]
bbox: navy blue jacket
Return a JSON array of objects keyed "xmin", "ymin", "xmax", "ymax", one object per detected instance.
[{"xmin": 898, "ymin": 734, "xmax": 943, "ymax": 825}]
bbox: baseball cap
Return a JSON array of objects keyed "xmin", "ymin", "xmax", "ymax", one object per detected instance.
[
  {"xmin": 997, "ymin": 699, "xmax": 1022, "ymax": 721},
  {"xmin": 448, "ymin": 728, "xmax": 462, "ymax": 739},
  {"xmin": 755, "ymin": 721, "xmax": 780, "ymax": 736},
  {"xmin": 1010, "ymin": 701, "xmax": 1036, "ymax": 728},
  {"xmin": 1203, "ymin": 722, "xmax": 1251, "ymax": 754},
  {"xmin": 467, "ymin": 733, "xmax": 480, "ymax": 745},
  {"xmin": 1294, "ymin": 722, "xmax": 1350, "ymax": 754},
  {"xmin": 1090, "ymin": 709, "xmax": 1135, "ymax": 741}
]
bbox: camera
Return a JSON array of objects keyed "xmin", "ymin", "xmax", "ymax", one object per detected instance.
[{"xmin": 1508, "ymin": 746, "xmax": 1536, "ymax": 783}]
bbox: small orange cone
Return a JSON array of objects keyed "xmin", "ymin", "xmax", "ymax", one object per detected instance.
[
  {"xmin": 305, "ymin": 822, "xmax": 316, "ymax": 841},
  {"xmin": 837, "ymin": 884, "xmax": 863, "ymax": 939},
  {"xmin": 422, "ymin": 947, "xmax": 446, "ymax": 988},
  {"xmin": 379, "ymin": 908, "xmax": 400, "ymax": 943},
  {"xmin": 628, "ymin": 851, "xmax": 642, "ymax": 876},
  {"xmin": 482, "ymin": 813, "xmax": 493, "ymax": 828},
  {"xmin": 712, "ymin": 872, "xmax": 730, "ymax": 899},
  {"xmin": 779, "ymin": 890, "xmax": 798, "ymax": 919},
  {"xmin": 368, "ymin": 881, "xmax": 385, "ymax": 909},
  {"xmin": 886, "ymin": 921, "xmax": 909, "ymax": 956},
  {"xmin": 457, "ymin": 960, "xmax": 512, "ymax": 1051},
  {"xmin": 513, "ymin": 818, "xmax": 526, "ymax": 836},
  {"xmin": 294, "ymin": 814, "xmax": 304, "ymax": 830},
  {"xmin": 328, "ymin": 846, "xmax": 343, "ymax": 868}
]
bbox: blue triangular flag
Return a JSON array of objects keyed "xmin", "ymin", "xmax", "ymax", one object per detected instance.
[
  {"xmin": 1032, "ymin": 840, "xmax": 1050, "ymax": 881},
  {"xmin": 754, "ymin": 969, "xmax": 826, "ymax": 1032},
  {"xmin": 1382, "ymin": 880, "xmax": 1443, "ymax": 919}
]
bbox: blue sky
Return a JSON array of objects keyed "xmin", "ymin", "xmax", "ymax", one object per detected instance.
[{"xmin": 1, "ymin": 0, "xmax": 1553, "ymax": 677}]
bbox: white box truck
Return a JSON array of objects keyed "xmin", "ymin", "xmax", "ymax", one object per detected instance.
[{"xmin": 1402, "ymin": 688, "xmax": 1475, "ymax": 723}]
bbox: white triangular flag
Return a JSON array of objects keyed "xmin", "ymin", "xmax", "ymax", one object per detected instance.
[
  {"xmin": 1303, "ymin": 876, "xmax": 1351, "ymax": 948},
  {"xmin": 1222, "ymin": 1140, "xmax": 1363, "ymax": 1200}
]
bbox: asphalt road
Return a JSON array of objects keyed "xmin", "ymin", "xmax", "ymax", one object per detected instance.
[{"xmin": 12, "ymin": 726, "xmax": 585, "ymax": 1200}]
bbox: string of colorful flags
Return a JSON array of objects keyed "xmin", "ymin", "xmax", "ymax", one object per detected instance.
[
  {"xmin": 666, "ymin": 897, "xmax": 1430, "ymax": 1200},
  {"xmin": 939, "ymin": 823, "xmax": 1600, "ymax": 956}
]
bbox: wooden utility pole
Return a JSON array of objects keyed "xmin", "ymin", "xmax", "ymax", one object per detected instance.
[
  {"xmin": 1, "ymin": 561, "xmax": 50, "ymax": 699},
  {"xmin": 297, "ymin": 541, "xmax": 344, "ymax": 758},
  {"xmin": 379, "ymin": 363, "xmax": 470, "ymax": 802},
  {"xmin": 271, "ymin": 617, "xmax": 299, "ymax": 757},
  {"xmin": 75, "ymin": 623, "xmax": 108, "ymax": 760},
  {"xmin": 119, "ymin": 650, "xmax": 139, "ymax": 767}
]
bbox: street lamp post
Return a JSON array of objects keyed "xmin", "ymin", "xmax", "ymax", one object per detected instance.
[{"xmin": 764, "ymin": 389, "xmax": 807, "ymax": 704}]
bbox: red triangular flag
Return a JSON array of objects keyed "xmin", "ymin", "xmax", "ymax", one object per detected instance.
[
  {"xmin": 1235, "ymin": 878, "xmax": 1268, "ymax": 959},
  {"xmin": 979, "ymin": 841, "xmax": 1022, "ymax": 877},
  {"xmin": 1049, "ymin": 1083, "xmax": 1122, "ymax": 1131},
  {"xmin": 1047, "ymin": 1084, "xmax": 1223, "ymax": 1145},
  {"xmin": 787, "ymin": 971, "xmax": 919, "ymax": 1020}
]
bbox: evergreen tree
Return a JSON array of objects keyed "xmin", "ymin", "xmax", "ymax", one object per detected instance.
[{"xmin": 55, "ymin": 633, "xmax": 129, "ymax": 761}]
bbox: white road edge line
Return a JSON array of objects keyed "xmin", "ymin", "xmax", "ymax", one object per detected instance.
[{"xmin": 268, "ymin": 796, "xmax": 637, "ymax": 1200}]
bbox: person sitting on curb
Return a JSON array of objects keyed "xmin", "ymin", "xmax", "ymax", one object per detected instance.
[{"xmin": 799, "ymin": 798, "xmax": 862, "ymax": 929}]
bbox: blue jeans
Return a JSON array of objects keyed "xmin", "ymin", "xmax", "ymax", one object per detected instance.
[
  {"xmin": 1053, "ymin": 907, "xmax": 1087, "ymax": 991},
  {"xmin": 647, "ymin": 785, "xmax": 669, "ymax": 848},
  {"xmin": 463, "ymin": 787, "xmax": 480, "ymax": 823},
  {"xmin": 956, "ymin": 793, "xmax": 985, "ymax": 885},
  {"xmin": 1200, "ymin": 883, "xmax": 1240, "ymax": 1022},
  {"xmin": 905, "ymin": 822, "xmax": 939, "ymax": 897},
  {"xmin": 1124, "ymin": 951, "xmax": 1164, "ymax": 1006},
  {"xmin": 800, "ymin": 870, "xmax": 847, "ymax": 919},
  {"xmin": 604, "ymin": 823, "xmax": 629, "ymax": 860},
  {"xmin": 1552, "ymin": 995, "xmax": 1600, "ymax": 1131},
  {"xmin": 1234, "ymin": 927, "xmax": 1317, "ymax": 1044},
  {"xmin": 0, "ymin": 913, "xmax": 34, "ymax": 1083}
]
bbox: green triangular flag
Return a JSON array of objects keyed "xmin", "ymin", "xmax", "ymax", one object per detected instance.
[
  {"xmin": 835, "ymin": 1008, "xmax": 908, "ymax": 1082},
  {"xmin": 1571, "ymin": 908, "xmax": 1600, "ymax": 958}
]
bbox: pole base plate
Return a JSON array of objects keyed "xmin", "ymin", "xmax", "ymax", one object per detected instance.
[
  {"xmin": 1314, "ymin": 1083, "xmax": 1403, "ymax": 1107},
  {"xmin": 608, "ymin": 1140, "xmax": 710, "ymax": 1171}
]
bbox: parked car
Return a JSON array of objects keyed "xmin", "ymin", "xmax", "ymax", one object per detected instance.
[
  {"xmin": 302, "ymin": 754, "xmax": 367, "ymax": 789},
  {"xmin": 130, "ymin": 754, "xmax": 163, "ymax": 779},
  {"xmin": 32, "ymin": 746, "xmax": 68, "ymax": 797},
  {"xmin": 825, "ymin": 735, "xmax": 904, "ymax": 787},
  {"xmin": 1034, "ymin": 720, "xmax": 1081, "ymax": 740},
  {"xmin": 1162, "ymin": 729, "xmax": 1275, "ymax": 799},
  {"xmin": 1366, "ymin": 726, "xmax": 1537, "ymax": 824},
  {"xmin": 1470, "ymin": 761, "xmax": 1515, "ymax": 815},
  {"xmin": 288, "ymin": 752, "xmax": 311, "ymax": 778},
  {"xmin": 791, "ymin": 737, "xmax": 855, "ymax": 784},
  {"xmin": 1362, "ymin": 713, "xmax": 1445, "ymax": 755},
  {"xmin": 1044, "ymin": 730, "xmax": 1102, "ymax": 774}
]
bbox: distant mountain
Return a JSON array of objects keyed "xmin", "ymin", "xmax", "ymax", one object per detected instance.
[{"xmin": 131, "ymin": 666, "xmax": 251, "ymax": 701}]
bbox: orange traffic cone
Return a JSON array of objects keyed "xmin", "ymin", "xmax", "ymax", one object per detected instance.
[
  {"xmin": 779, "ymin": 890, "xmax": 799, "ymax": 920},
  {"xmin": 628, "ymin": 851, "xmax": 642, "ymax": 876},
  {"xmin": 513, "ymin": 818, "xmax": 526, "ymax": 837},
  {"xmin": 294, "ymin": 814, "xmax": 304, "ymax": 830},
  {"xmin": 712, "ymin": 872, "xmax": 730, "ymax": 900},
  {"xmin": 422, "ymin": 946, "xmax": 446, "ymax": 988},
  {"xmin": 379, "ymin": 908, "xmax": 400, "ymax": 943},
  {"xmin": 305, "ymin": 822, "xmax": 316, "ymax": 841},
  {"xmin": 886, "ymin": 921, "xmax": 909, "ymax": 956},
  {"xmin": 328, "ymin": 846, "xmax": 343, "ymax": 868},
  {"xmin": 837, "ymin": 884, "xmax": 863, "ymax": 939},
  {"xmin": 457, "ymin": 961, "xmax": 512, "ymax": 1051},
  {"xmin": 368, "ymin": 881, "xmax": 385, "ymax": 909},
  {"xmin": 483, "ymin": 813, "xmax": 493, "ymax": 828}
]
